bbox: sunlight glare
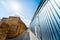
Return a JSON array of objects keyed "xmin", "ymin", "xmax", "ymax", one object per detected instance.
[{"xmin": 9, "ymin": 2, "xmax": 22, "ymax": 12}]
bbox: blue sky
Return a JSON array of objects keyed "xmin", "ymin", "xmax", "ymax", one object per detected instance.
[{"xmin": 0, "ymin": 0, "xmax": 40, "ymax": 27}]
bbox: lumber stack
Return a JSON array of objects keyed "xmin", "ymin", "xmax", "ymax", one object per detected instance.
[
  {"xmin": 0, "ymin": 16, "xmax": 27, "ymax": 40},
  {"xmin": 0, "ymin": 22, "xmax": 9, "ymax": 40}
]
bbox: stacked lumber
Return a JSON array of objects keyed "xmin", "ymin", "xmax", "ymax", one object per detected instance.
[
  {"xmin": 6, "ymin": 16, "xmax": 27, "ymax": 38},
  {"xmin": 0, "ymin": 22, "xmax": 9, "ymax": 40}
]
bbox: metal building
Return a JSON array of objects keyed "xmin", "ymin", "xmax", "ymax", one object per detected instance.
[{"xmin": 29, "ymin": 0, "xmax": 60, "ymax": 40}]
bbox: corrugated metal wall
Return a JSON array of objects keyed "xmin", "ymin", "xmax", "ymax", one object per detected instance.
[{"xmin": 30, "ymin": 0, "xmax": 60, "ymax": 40}]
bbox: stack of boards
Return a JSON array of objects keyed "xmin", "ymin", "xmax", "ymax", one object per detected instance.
[
  {"xmin": 0, "ymin": 16, "xmax": 27, "ymax": 40},
  {"xmin": 0, "ymin": 22, "xmax": 9, "ymax": 40}
]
